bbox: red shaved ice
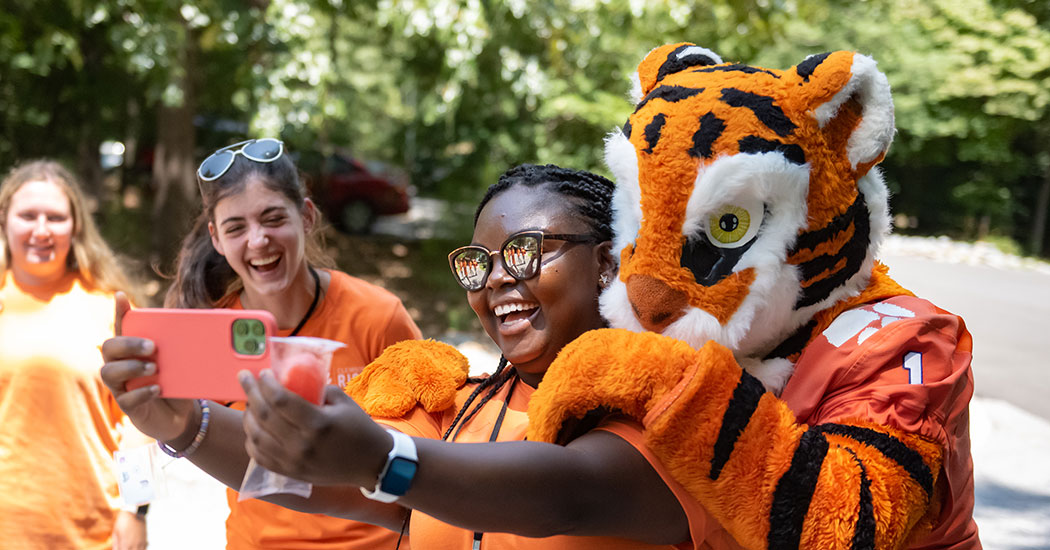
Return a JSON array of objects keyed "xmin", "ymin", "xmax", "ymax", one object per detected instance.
[{"xmin": 279, "ymin": 352, "xmax": 325, "ymax": 404}]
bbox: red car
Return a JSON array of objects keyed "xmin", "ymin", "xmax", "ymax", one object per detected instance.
[{"xmin": 307, "ymin": 154, "xmax": 411, "ymax": 233}]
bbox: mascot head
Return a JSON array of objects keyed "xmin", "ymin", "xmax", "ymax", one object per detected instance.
[{"xmin": 600, "ymin": 44, "xmax": 896, "ymax": 390}]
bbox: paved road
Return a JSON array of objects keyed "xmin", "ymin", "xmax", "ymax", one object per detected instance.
[{"xmin": 879, "ymin": 253, "xmax": 1050, "ymax": 421}]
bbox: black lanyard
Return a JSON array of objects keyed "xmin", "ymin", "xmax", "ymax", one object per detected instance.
[
  {"xmin": 289, "ymin": 267, "xmax": 320, "ymax": 336},
  {"xmin": 469, "ymin": 376, "xmax": 517, "ymax": 550}
]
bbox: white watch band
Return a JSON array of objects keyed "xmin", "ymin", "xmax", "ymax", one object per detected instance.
[{"xmin": 360, "ymin": 429, "xmax": 418, "ymax": 503}]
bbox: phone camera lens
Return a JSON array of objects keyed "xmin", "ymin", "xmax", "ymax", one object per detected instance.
[
  {"xmin": 252, "ymin": 323, "xmax": 264, "ymax": 336},
  {"xmin": 244, "ymin": 339, "xmax": 258, "ymax": 353},
  {"xmin": 236, "ymin": 322, "xmax": 248, "ymax": 336}
]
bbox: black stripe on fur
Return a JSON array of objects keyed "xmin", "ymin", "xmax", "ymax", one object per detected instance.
[
  {"xmin": 792, "ymin": 192, "xmax": 865, "ymax": 254},
  {"xmin": 643, "ymin": 113, "xmax": 666, "ymax": 154},
  {"xmin": 710, "ymin": 370, "xmax": 766, "ymax": 480},
  {"xmin": 768, "ymin": 429, "xmax": 830, "ymax": 550},
  {"xmin": 622, "ymin": 120, "xmax": 632, "ymax": 140},
  {"xmin": 795, "ymin": 52, "xmax": 832, "ymax": 82},
  {"xmin": 795, "ymin": 197, "xmax": 867, "ymax": 282},
  {"xmin": 720, "ymin": 88, "xmax": 797, "ymax": 137},
  {"xmin": 845, "ymin": 449, "xmax": 876, "ymax": 550},
  {"xmin": 656, "ymin": 44, "xmax": 721, "ymax": 82},
  {"xmin": 689, "ymin": 112, "xmax": 726, "ymax": 159},
  {"xmin": 738, "ymin": 135, "xmax": 806, "ymax": 165},
  {"xmin": 634, "ymin": 85, "xmax": 705, "ymax": 113},
  {"xmin": 812, "ymin": 423, "xmax": 934, "ymax": 496},
  {"xmin": 793, "ymin": 194, "xmax": 871, "ymax": 309},
  {"xmin": 691, "ymin": 64, "xmax": 780, "ymax": 79}
]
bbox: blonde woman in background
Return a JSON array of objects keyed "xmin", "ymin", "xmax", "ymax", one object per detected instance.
[{"xmin": 0, "ymin": 159, "xmax": 149, "ymax": 550}]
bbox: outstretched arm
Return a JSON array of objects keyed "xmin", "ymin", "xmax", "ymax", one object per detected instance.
[
  {"xmin": 102, "ymin": 292, "xmax": 690, "ymax": 543},
  {"xmin": 239, "ymin": 371, "xmax": 690, "ymax": 544}
]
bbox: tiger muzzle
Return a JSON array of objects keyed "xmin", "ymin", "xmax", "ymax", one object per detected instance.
[{"xmin": 626, "ymin": 274, "xmax": 688, "ymax": 332}]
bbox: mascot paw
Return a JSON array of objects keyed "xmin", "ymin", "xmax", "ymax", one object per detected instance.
[
  {"xmin": 527, "ymin": 328, "xmax": 710, "ymax": 443},
  {"xmin": 347, "ymin": 340, "xmax": 469, "ymax": 417}
]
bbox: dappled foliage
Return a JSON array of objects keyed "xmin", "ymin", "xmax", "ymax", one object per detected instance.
[{"xmin": 2, "ymin": 0, "xmax": 1049, "ymax": 265}]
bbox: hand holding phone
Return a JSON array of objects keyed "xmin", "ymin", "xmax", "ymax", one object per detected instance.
[{"xmin": 123, "ymin": 308, "xmax": 277, "ymax": 401}]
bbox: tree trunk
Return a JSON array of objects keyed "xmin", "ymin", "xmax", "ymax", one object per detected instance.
[
  {"xmin": 76, "ymin": 134, "xmax": 104, "ymax": 205},
  {"xmin": 74, "ymin": 22, "xmax": 106, "ymax": 204},
  {"xmin": 150, "ymin": 24, "xmax": 198, "ymax": 270},
  {"xmin": 977, "ymin": 214, "xmax": 991, "ymax": 241}
]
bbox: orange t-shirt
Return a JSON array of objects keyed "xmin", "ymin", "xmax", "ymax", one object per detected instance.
[
  {"xmin": 225, "ymin": 270, "xmax": 421, "ymax": 550},
  {"xmin": 381, "ymin": 376, "xmax": 742, "ymax": 550},
  {"xmin": 0, "ymin": 272, "xmax": 129, "ymax": 549},
  {"xmin": 781, "ymin": 295, "xmax": 980, "ymax": 549}
]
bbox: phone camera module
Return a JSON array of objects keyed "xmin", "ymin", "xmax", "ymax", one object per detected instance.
[{"xmin": 232, "ymin": 319, "xmax": 266, "ymax": 356}]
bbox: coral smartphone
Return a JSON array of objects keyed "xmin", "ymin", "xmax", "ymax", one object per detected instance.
[{"xmin": 123, "ymin": 308, "xmax": 277, "ymax": 401}]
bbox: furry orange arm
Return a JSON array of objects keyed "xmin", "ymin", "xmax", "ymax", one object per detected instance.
[
  {"xmin": 346, "ymin": 339, "xmax": 470, "ymax": 417},
  {"xmin": 529, "ymin": 328, "xmax": 942, "ymax": 550}
]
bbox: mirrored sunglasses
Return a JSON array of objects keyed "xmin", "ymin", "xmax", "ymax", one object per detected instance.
[
  {"xmin": 448, "ymin": 231, "xmax": 599, "ymax": 291},
  {"xmin": 197, "ymin": 138, "xmax": 284, "ymax": 182}
]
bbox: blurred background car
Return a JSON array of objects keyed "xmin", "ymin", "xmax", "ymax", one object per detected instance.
[{"xmin": 298, "ymin": 150, "xmax": 412, "ymax": 234}]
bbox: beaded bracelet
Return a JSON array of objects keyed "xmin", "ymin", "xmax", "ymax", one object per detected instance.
[{"xmin": 158, "ymin": 399, "xmax": 210, "ymax": 458}]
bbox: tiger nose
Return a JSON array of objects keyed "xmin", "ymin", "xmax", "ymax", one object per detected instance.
[{"xmin": 626, "ymin": 274, "xmax": 687, "ymax": 333}]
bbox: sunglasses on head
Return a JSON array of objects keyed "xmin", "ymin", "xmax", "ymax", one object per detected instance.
[
  {"xmin": 197, "ymin": 138, "xmax": 284, "ymax": 183},
  {"xmin": 448, "ymin": 230, "xmax": 599, "ymax": 291}
]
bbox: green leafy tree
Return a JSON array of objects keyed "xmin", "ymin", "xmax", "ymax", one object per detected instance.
[
  {"xmin": 765, "ymin": 0, "xmax": 1050, "ymax": 254},
  {"xmin": 4, "ymin": 0, "xmax": 1049, "ymax": 262}
]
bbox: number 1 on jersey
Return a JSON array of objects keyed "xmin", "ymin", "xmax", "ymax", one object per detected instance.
[{"xmin": 903, "ymin": 351, "xmax": 923, "ymax": 384}]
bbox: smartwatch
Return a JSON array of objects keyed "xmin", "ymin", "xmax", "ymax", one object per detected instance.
[{"xmin": 360, "ymin": 429, "xmax": 418, "ymax": 503}]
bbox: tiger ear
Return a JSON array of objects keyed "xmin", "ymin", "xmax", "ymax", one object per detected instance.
[
  {"xmin": 632, "ymin": 43, "xmax": 723, "ymax": 103},
  {"xmin": 792, "ymin": 52, "xmax": 895, "ymax": 171}
]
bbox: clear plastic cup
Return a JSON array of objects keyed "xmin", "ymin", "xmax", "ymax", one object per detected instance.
[
  {"xmin": 238, "ymin": 336, "xmax": 345, "ymax": 501},
  {"xmin": 268, "ymin": 336, "xmax": 346, "ymax": 404}
]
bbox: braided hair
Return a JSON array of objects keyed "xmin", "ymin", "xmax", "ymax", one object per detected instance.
[
  {"xmin": 442, "ymin": 163, "xmax": 616, "ymax": 441},
  {"xmin": 473, "ymin": 163, "xmax": 615, "ymax": 241}
]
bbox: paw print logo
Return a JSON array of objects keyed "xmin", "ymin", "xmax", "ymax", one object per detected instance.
[{"xmin": 822, "ymin": 302, "xmax": 916, "ymax": 348}]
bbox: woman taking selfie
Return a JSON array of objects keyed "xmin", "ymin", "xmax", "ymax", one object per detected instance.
[
  {"xmin": 0, "ymin": 160, "xmax": 148, "ymax": 550},
  {"xmin": 102, "ymin": 163, "xmax": 736, "ymax": 549},
  {"xmin": 158, "ymin": 138, "xmax": 421, "ymax": 549}
]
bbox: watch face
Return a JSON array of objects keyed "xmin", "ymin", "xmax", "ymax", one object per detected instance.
[{"xmin": 379, "ymin": 456, "xmax": 418, "ymax": 496}]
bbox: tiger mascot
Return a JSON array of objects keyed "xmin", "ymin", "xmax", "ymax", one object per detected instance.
[
  {"xmin": 350, "ymin": 44, "xmax": 980, "ymax": 550},
  {"xmin": 525, "ymin": 44, "xmax": 981, "ymax": 549}
]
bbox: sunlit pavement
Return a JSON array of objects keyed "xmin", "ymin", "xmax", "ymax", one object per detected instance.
[
  {"xmin": 370, "ymin": 197, "xmax": 456, "ymax": 240},
  {"xmin": 146, "ymin": 236, "xmax": 1050, "ymax": 549},
  {"xmin": 970, "ymin": 397, "xmax": 1050, "ymax": 549}
]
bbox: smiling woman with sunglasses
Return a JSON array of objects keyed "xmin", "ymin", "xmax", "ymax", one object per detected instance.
[
  {"xmin": 101, "ymin": 163, "xmax": 733, "ymax": 549},
  {"xmin": 118, "ymin": 139, "xmax": 422, "ymax": 549}
]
